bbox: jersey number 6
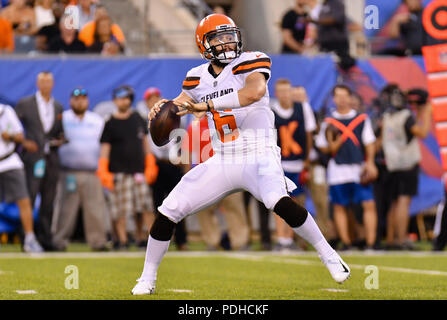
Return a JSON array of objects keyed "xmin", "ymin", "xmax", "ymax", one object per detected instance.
[{"xmin": 212, "ymin": 110, "xmax": 239, "ymax": 143}]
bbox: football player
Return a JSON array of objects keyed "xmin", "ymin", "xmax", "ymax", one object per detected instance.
[{"xmin": 132, "ymin": 14, "xmax": 350, "ymax": 295}]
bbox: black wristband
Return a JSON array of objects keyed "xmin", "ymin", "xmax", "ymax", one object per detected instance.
[{"xmin": 206, "ymin": 100, "xmax": 211, "ymax": 112}]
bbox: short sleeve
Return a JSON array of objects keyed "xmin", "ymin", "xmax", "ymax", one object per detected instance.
[
  {"xmin": 100, "ymin": 119, "xmax": 112, "ymax": 143},
  {"xmin": 315, "ymin": 121, "xmax": 329, "ymax": 148},
  {"xmin": 232, "ymin": 51, "xmax": 271, "ymax": 81},
  {"xmin": 5, "ymin": 105, "xmax": 24, "ymax": 134},
  {"xmin": 135, "ymin": 112, "xmax": 149, "ymax": 135},
  {"xmin": 281, "ymin": 10, "xmax": 295, "ymax": 30},
  {"xmin": 302, "ymin": 101, "xmax": 317, "ymax": 132},
  {"xmin": 181, "ymin": 67, "xmax": 202, "ymax": 103},
  {"xmin": 361, "ymin": 116, "xmax": 376, "ymax": 145},
  {"xmin": 111, "ymin": 24, "xmax": 126, "ymax": 44}
]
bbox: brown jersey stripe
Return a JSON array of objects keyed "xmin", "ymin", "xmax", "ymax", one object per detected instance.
[
  {"xmin": 232, "ymin": 62, "xmax": 271, "ymax": 75},
  {"xmin": 232, "ymin": 57, "xmax": 271, "ymax": 72},
  {"xmin": 232, "ymin": 57, "xmax": 271, "ymax": 69},
  {"xmin": 182, "ymin": 77, "xmax": 200, "ymax": 90},
  {"xmin": 183, "ymin": 84, "xmax": 199, "ymax": 90}
]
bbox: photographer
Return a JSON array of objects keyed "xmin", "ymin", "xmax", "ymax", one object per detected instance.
[{"xmin": 380, "ymin": 86, "xmax": 431, "ymax": 250}]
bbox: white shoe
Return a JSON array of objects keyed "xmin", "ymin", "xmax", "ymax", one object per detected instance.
[
  {"xmin": 23, "ymin": 236, "xmax": 44, "ymax": 253},
  {"xmin": 131, "ymin": 279, "xmax": 156, "ymax": 295},
  {"xmin": 320, "ymin": 252, "xmax": 351, "ymax": 284}
]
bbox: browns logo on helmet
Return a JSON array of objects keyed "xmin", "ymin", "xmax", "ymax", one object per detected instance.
[{"xmin": 195, "ymin": 14, "xmax": 242, "ymax": 64}]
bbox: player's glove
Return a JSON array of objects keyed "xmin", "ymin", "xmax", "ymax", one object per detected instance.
[
  {"xmin": 144, "ymin": 154, "xmax": 159, "ymax": 185},
  {"xmin": 97, "ymin": 157, "xmax": 114, "ymax": 190}
]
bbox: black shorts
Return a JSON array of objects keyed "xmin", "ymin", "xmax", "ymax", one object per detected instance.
[{"xmin": 387, "ymin": 165, "xmax": 419, "ymax": 201}]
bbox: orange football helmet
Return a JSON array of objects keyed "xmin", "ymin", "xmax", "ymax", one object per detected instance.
[{"xmin": 195, "ymin": 14, "xmax": 242, "ymax": 63}]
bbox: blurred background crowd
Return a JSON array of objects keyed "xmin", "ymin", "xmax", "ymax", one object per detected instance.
[
  {"xmin": 1, "ymin": 0, "xmax": 447, "ymax": 253},
  {"xmin": 0, "ymin": 0, "xmax": 443, "ymax": 57}
]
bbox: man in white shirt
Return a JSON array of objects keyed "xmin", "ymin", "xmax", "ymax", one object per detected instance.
[
  {"xmin": 15, "ymin": 71, "xmax": 65, "ymax": 251},
  {"xmin": 51, "ymin": 87, "xmax": 108, "ymax": 251},
  {"xmin": 0, "ymin": 104, "xmax": 43, "ymax": 252},
  {"xmin": 316, "ymin": 84, "xmax": 378, "ymax": 251}
]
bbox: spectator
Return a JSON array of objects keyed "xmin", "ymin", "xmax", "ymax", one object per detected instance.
[
  {"xmin": 182, "ymin": 117, "xmax": 250, "ymax": 251},
  {"xmin": 47, "ymin": 14, "xmax": 86, "ymax": 53},
  {"xmin": 137, "ymin": 87, "xmax": 189, "ymax": 251},
  {"xmin": 136, "ymin": 87, "xmax": 162, "ymax": 121},
  {"xmin": 34, "ymin": 0, "xmax": 55, "ymax": 30},
  {"xmin": 0, "ymin": 0, "xmax": 36, "ymax": 36},
  {"xmin": 0, "ymin": 4, "xmax": 14, "ymax": 53},
  {"xmin": 98, "ymin": 85, "xmax": 157, "ymax": 250},
  {"xmin": 350, "ymin": 92, "xmax": 366, "ymax": 113},
  {"xmin": 93, "ymin": 98, "xmax": 117, "ymax": 121},
  {"xmin": 389, "ymin": 0, "xmax": 446, "ymax": 56},
  {"xmin": 292, "ymin": 85, "xmax": 336, "ymax": 243},
  {"xmin": 51, "ymin": 87, "xmax": 108, "ymax": 251},
  {"xmin": 246, "ymin": 193, "xmax": 272, "ymax": 251},
  {"xmin": 312, "ymin": 0, "xmax": 354, "ymax": 70},
  {"xmin": 78, "ymin": 5, "xmax": 125, "ymax": 49},
  {"xmin": 370, "ymin": 84, "xmax": 399, "ymax": 248},
  {"xmin": 77, "ymin": 0, "xmax": 95, "ymax": 30},
  {"xmin": 86, "ymin": 15, "xmax": 123, "ymax": 55},
  {"xmin": 316, "ymin": 84, "xmax": 378, "ymax": 250},
  {"xmin": 434, "ymin": 196, "xmax": 447, "ymax": 251},
  {"xmin": 96, "ymin": 87, "xmax": 157, "ymax": 122},
  {"xmin": 0, "ymin": 103, "xmax": 43, "ymax": 252},
  {"xmin": 280, "ymin": 0, "xmax": 310, "ymax": 54},
  {"xmin": 308, "ymin": 0, "xmax": 322, "ymax": 19},
  {"xmin": 0, "ymin": 0, "xmax": 36, "ymax": 52},
  {"xmin": 271, "ymin": 79, "xmax": 317, "ymax": 251},
  {"xmin": 34, "ymin": 1, "xmax": 64, "ymax": 52},
  {"xmin": 15, "ymin": 71, "xmax": 65, "ymax": 251},
  {"xmin": 380, "ymin": 86, "xmax": 432, "ymax": 250}
]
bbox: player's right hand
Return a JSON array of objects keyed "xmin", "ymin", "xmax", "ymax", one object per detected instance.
[{"xmin": 148, "ymin": 98, "xmax": 168, "ymax": 122}]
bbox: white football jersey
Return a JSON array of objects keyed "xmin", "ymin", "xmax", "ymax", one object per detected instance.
[{"xmin": 182, "ymin": 51, "xmax": 276, "ymax": 156}]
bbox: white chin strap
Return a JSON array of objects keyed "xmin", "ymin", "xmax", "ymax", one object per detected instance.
[{"xmin": 216, "ymin": 51, "xmax": 236, "ymax": 63}]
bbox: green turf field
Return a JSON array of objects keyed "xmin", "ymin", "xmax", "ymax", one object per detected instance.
[{"xmin": 1, "ymin": 249, "xmax": 447, "ymax": 300}]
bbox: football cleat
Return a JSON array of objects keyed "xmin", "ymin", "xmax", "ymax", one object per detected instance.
[
  {"xmin": 320, "ymin": 252, "xmax": 351, "ymax": 284},
  {"xmin": 131, "ymin": 279, "xmax": 156, "ymax": 295}
]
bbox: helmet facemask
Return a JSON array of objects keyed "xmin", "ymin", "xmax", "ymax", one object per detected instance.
[{"xmin": 202, "ymin": 27, "xmax": 242, "ymax": 64}]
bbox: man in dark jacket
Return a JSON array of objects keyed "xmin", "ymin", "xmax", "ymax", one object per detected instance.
[{"xmin": 14, "ymin": 71, "xmax": 65, "ymax": 251}]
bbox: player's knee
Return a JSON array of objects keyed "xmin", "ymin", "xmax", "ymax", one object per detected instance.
[
  {"xmin": 158, "ymin": 191, "xmax": 192, "ymax": 223},
  {"xmin": 273, "ymin": 196, "xmax": 308, "ymax": 228},
  {"xmin": 150, "ymin": 213, "xmax": 176, "ymax": 241},
  {"xmin": 263, "ymin": 191, "xmax": 285, "ymax": 210}
]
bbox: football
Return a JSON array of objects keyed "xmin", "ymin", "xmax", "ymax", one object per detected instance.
[{"xmin": 150, "ymin": 100, "xmax": 181, "ymax": 146}]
